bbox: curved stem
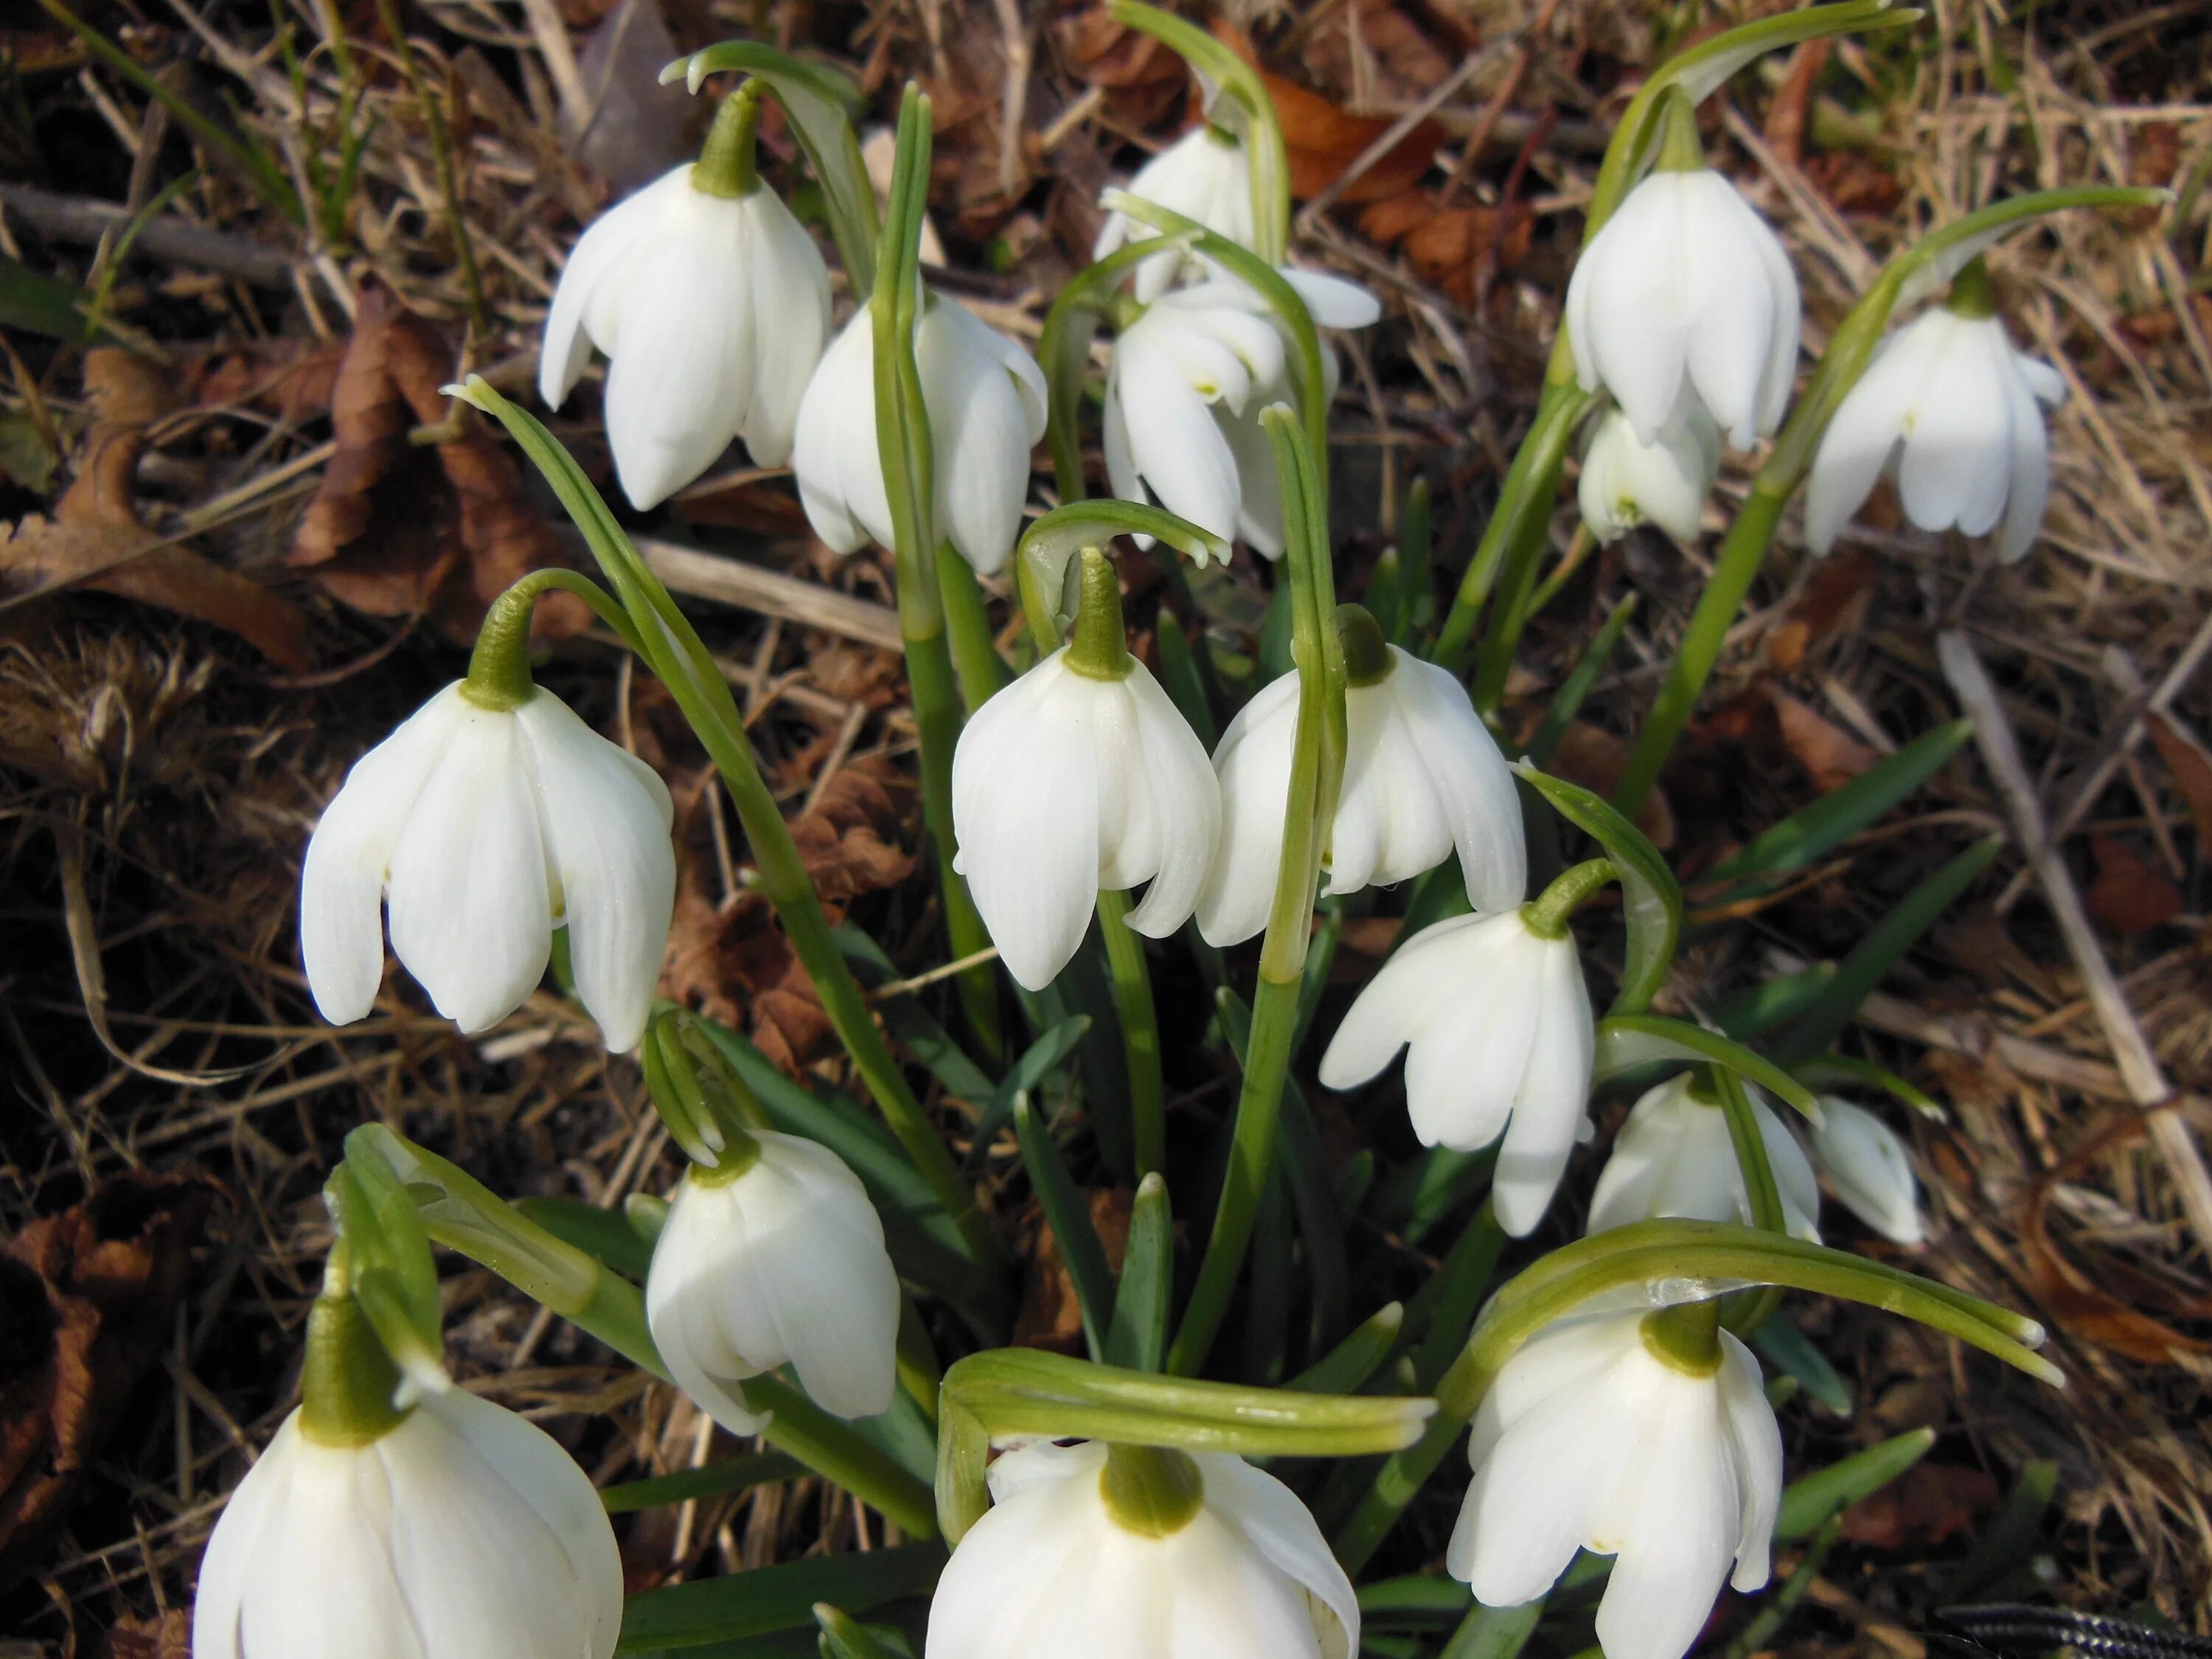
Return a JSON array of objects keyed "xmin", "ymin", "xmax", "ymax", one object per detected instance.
[{"xmin": 464, "ymin": 567, "xmax": 644, "ymax": 707}]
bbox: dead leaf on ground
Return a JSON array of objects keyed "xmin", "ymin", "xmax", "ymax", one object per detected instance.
[
  {"xmin": 1840, "ymin": 1462, "xmax": 1999, "ymax": 1551},
  {"xmin": 99, "ymin": 1610, "xmax": 191, "ymax": 1659},
  {"xmin": 1, "ymin": 422, "xmax": 316, "ymax": 672},
  {"xmin": 1545, "ymin": 721, "xmax": 1677, "ymax": 849},
  {"xmin": 1206, "ymin": 19, "xmax": 1443, "ymax": 206},
  {"xmin": 1014, "ymin": 1187, "xmax": 1133, "ymax": 1351},
  {"xmin": 289, "ymin": 288, "xmax": 588, "ymax": 644},
  {"xmin": 0, "ymin": 1174, "xmax": 215, "ymax": 1596},
  {"xmin": 2087, "ymin": 834, "xmax": 2182, "ymax": 936},
  {"xmin": 2145, "ymin": 712, "xmax": 2212, "ymax": 857},
  {"xmin": 1767, "ymin": 550, "xmax": 1874, "ymax": 670},
  {"xmin": 1767, "ymin": 685, "xmax": 1879, "ymax": 793},
  {"xmin": 663, "ymin": 754, "xmax": 919, "ymax": 1073},
  {"xmin": 186, "ymin": 338, "xmax": 347, "ymax": 424},
  {"xmin": 1359, "ymin": 191, "xmax": 1531, "ymax": 305}
]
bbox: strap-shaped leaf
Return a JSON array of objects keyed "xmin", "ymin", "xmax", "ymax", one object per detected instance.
[
  {"xmin": 1774, "ymin": 1428, "xmax": 1935, "ymax": 1542},
  {"xmin": 970, "ymin": 1017, "xmax": 1091, "ymax": 1174},
  {"xmin": 616, "ymin": 1542, "xmax": 945, "ymax": 1650},
  {"xmin": 1288, "ymin": 1303, "xmax": 1404, "ymax": 1395},
  {"xmin": 600, "ymin": 1451, "xmax": 801, "ymax": 1515},
  {"xmin": 1749, "ymin": 1313, "xmax": 1853, "ymax": 1417},
  {"xmin": 664, "ymin": 43, "xmax": 877, "ymax": 292},
  {"xmin": 1524, "ymin": 594, "xmax": 1638, "ymax": 767},
  {"xmin": 1593, "ymin": 1015, "xmax": 1821, "ymax": 1122},
  {"xmin": 1105, "ymin": 1172, "xmax": 1172, "ymax": 1372},
  {"xmin": 1795, "ymin": 1054, "xmax": 1946, "ymax": 1119},
  {"xmin": 1514, "ymin": 763, "xmax": 1682, "ymax": 1015},
  {"xmin": 1012, "ymin": 1093, "xmax": 1116, "ymax": 1361},
  {"xmin": 1707, "ymin": 719, "xmax": 1972, "ymax": 886}
]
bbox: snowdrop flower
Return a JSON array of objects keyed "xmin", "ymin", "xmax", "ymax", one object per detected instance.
[
  {"xmin": 194, "ymin": 1338, "xmax": 621, "ymax": 1659},
  {"xmin": 1106, "ymin": 273, "xmax": 1380, "ymax": 559},
  {"xmin": 1587, "ymin": 1074, "xmax": 1821, "ymax": 1242},
  {"xmin": 1565, "ymin": 108, "xmax": 1799, "ymax": 451},
  {"xmin": 792, "ymin": 290, "xmax": 1046, "ymax": 575},
  {"xmin": 1807, "ymin": 1096, "xmax": 1924, "ymax": 1247},
  {"xmin": 953, "ymin": 558, "xmax": 1220, "ymax": 990},
  {"xmin": 1198, "ymin": 622, "xmax": 1524, "ymax": 949},
  {"xmin": 1319, "ymin": 907, "xmax": 1590, "ymax": 1236},
  {"xmin": 927, "ymin": 1440, "xmax": 1357, "ymax": 1659},
  {"xmin": 540, "ymin": 87, "xmax": 832, "ymax": 509},
  {"xmin": 647, "ymin": 1130, "xmax": 900, "ymax": 1433},
  {"xmin": 1448, "ymin": 1302, "xmax": 1781, "ymax": 1659},
  {"xmin": 1578, "ymin": 404, "xmax": 1721, "ymax": 544},
  {"xmin": 1094, "ymin": 124, "xmax": 1256, "ymax": 302},
  {"xmin": 1803, "ymin": 276, "xmax": 2066, "ymax": 564},
  {"xmin": 300, "ymin": 681, "xmax": 675, "ymax": 1053}
]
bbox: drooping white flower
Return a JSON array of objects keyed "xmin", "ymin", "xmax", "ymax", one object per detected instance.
[
  {"xmin": 792, "ymin": 291, "xmax": 1047, "ymax": 575},
  {"xmin": 539, "ymin": 161, "xmax": 832, "ymax": 509},
  {"xmin": 1578, "ymin": 404, "xmax": 1721, "ymax": 544},
  {"xmin": 1802, "ymin": 306, "xmax": 2067, "ymax": 564},
  {"xmin": 1105, "ymin": 272, "xmax": 1380, "ymax": 560},
  {"xmin": 1197, "ymin": 645, "xmax": 1525, "ymax": 949},
  {"xmin": 1806, "ymin": 1096, "xmax": 1924, "ymax": 1247},
  {"xmin": 1094, "ymin": 124, "xmax": 1257, "ymax": 302},
  {"xmin": 647, "ymin": 1130, "xmax": 900, "ymax": 1433},
  {"xmin": 926, "ymin": 1440, "xmax": 1357, "ymax": 1659},
  {"xmin": 952, "ymin": 646, "xmax": 1220, "ymax": 991},
  {"xmin": 1565, "ymin": 168, "xmax": 1801, "ymax": 451},
  {"xmin": 1586, "ymin": 1074, "xmax": 1821, "ymax": 1242},
  {"xmin": 192, "ymin": 1382, "xmax": 622, "ymax": 1659},
  {"xmin": 1447, "ymin": 1304, "xmax": 1782, "ymax": 1659},
  {"xmin": 1318, "ymin": 909, "xmax": 1590, "ymax": 1236},
  {"xmin": 300, "ymin": 682, "xmax": 675, "ymax": 1053}
]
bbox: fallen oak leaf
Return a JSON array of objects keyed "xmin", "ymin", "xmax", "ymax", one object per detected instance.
[
  {"xmin": 1206, "ymin": 18, "xmax": 1443, "ymax": 205},
  {"xmin": 2145, "ymin": 711, "xmax": 2212, "ymax": 858},
  {"xmin": 2086, "ymin": 833, "xmax": 2182, "ymax": 937},
  {"xmin": 289, "ymin": 288, "xmax": 588, "ymax": 644}
]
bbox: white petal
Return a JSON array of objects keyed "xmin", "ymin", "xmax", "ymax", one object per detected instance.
[
  {"xmin": 1385, "ymin": 650, "xmax": 1526, "ymax": 911},
  {"xmin": 235, "ymin": 1433, "xmax": 425, "ymax": 1659},
  {"xmin": 1801, "ymin": 320, "xmax": 1932, "ymax": 556},
  {"xmin": 2018, "ymin": 352, "xmax": 2067, "ymax": 406},
  {"xmin": 1219, "ymin": 398, "xmax": 1287, "ymax": 559},
  {"xmin": 1717, "ymin": 1332, "xmax": 1784, "ymax": 1591},
  {"xmin": 1196, "ymin": 670, "xmax": 1302, "ymax": 945},
  {"xmin": 538, "ymin": 166, "xmax": 689, "ymax": 408},
  {"xmin": 192, "ymin": 1413, "xmax": 308, "ymax": 1659},
  {"xmin": 1593, "ymin": 1372, "xmax": 1740, "ymax": 1659},
  {"xmin": 1680, "ymin": 178, "xmax": 1781, "ymax": 450},
  {"xmin": 1119, "ymin": 664, "xmax": 1222, "ymax": 936},
  {"xmin": 1198, "ymin": 1455, "xmax": 1359, "ymax": 1659},
  {"xmin": 1116, "ymin": 335, "xmax": 1244, "ymax": 544},
  {"xmin": 1996, "ymin": 347, "xmax": 2054, "ymax": 563},
  {"xmin": 1750, "ymin": 199, "xmax": 1804, "ymax": 437},
  {"xmin": 1316, "ymin": 911, "xmax": 1495, "ymax": 1091},
  {"xmin": 299, "ymin": 685, "xmax": 468, "ymax": 1026},
  {"xmin": 1403, "ymin": 934, "xmax": 1543, "ymax": 1155},
  {"xmin": 923, "ymin": 299, "xmax": 1039, "ymax": 574},
  {"xmin": 600, "ymin": 195, "xmax": 751, "ymax": 509},
  {"xmin": 733, "ymin": 189, "xmax": 833, "ymax": 467},
  {"xmin": 383, "ymin": 700, "xmax": 552, "ymax": 1033},
  {"xmin": 792, "ymin": 308, "xmax": 884, "ymax": 554},
  {"xmin": 515, "ymin": 693, "xmax": 675, "ymax": 1053},
  {"xmin": 953, "ymin": 655, "xmax": 1102, "ymax": 989},
  {"xmin": 1578, "ymin": 181, "xmax": 1688, "ymax": 442},
  {"xmin": 1810, "ymin": 1097, "xmax": 1924, "ymax": 1246},
  {"xmin": 1896, "ymin": 318, "xmax": 2007, "ymax": 535},
  {"xmin": 1281, "ymin": 268, "xmax": 1381, "ymax": 330},
  {"xmin": 1490, "ymin": 934, "xmax": 1594, "ymax": 1235}
]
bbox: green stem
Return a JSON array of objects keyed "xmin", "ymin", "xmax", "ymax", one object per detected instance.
[
  {"xmin": 1520, "ymin": 858, "xmax": 1616, "ymax": 939},
  {"xmin": 937, "ymin": 543, "xmax": 1012, "ymax": 706},
  {"xmin": 1613, "ymin": 486, "xmax": 1786, "ymax": 815},
  {"xmin": 448, "ymin": 380, "xmax": 999, "ymax": 1272},
  {"xmin": 693, "ymin": 82, "xmax": 763, "ymax": 199},
  {"xmin": 463, "ymin": 568, "xmax": 641, "ymax": 709},
  {"xmin": 1434, "ymin": 378, "xmax": 1593, "ymax": 676},
  {"xmin": 1096, "ymin": 887, "xmax": 1164, "ymax": 1178}
]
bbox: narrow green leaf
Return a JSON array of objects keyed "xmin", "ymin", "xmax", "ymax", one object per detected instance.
[
  {"xmin": 1767, "ymin": 836, "xmax": 2002, "ymax": 1066},
  {"xmin": 1106, "ymin": 1172, "xmax": 1172, "ymax": 1371},
  {"xmin": 517, "ymin": 1195, "xmax": 655, "ymax": 1282},
  {"xmin": 1711, "ymin": 1068, "xmax": 1787, "ymax": 1239},
  {"xmin": 617, "ymin": 1545, "xmax": 945, "ymax": 1651},
  {"xmin": 666, "ymin": 44, "xmax": 877, "ymax": 291},
  {"xmin": 1514, "ymin": 765, "xmax": 1683, "ymax": 1015},
  {"xmin": 1289, "ymin": 1304, "xmax": 1404, "ymax": 1394},
  {"xmin": 838, "ymin": 928, "xmax": 996, "ymax": 1105},
  {"xmin": 1773, "ymin": 1428, "xmax": 1935, "ymax": 1542},
  {"xmin": 1794, "ymin": 1054, "xmax": 1945, "ymax": 1119},
  {"xmin": 1706, "ymin": 720, "xmax": 1972, "ymax": 885},
  {"xmin": 1411, "ymin": 1206, "xmax": 1508, "ymax": 1391},
  {"xmin": 1441, "ymin": 1597, "xmax": 1545, "ymax": 1659},
  {"xmin": 1359, "ymin": 1576, "xmax": 1472, "ymax": 1621},
  {"xmin": 813, "ymin": 1605, "xmax": 906, "ymax": 1659},
  {"xmin": 1748, "ymin": 1312, "xmax": 1853, "ymax": 1416},
  {"xmin": 1938, "ymin": 1458, "xmax": 2059, "ymax": 1601},
  {"xmin": 0, "ymin": 254, "xmax": 105, "ymax": 342},
  {"xmin": 1155, "ymin": 613, "xmax": 1217, "ymax": 747},
  {"xmin": 601, "ymin": 1453, "xmax": 802, "ymax": 1514},
  {"xmin": 1711, "ymin": 962, "xmax": 1840, "ymax": 1043},
  {"xmin": 738, "ymin": 1377, "xmax": 939, "ymax": 1531},
  {"xmin": 1593, "ymin": 1015, "xmax": 1822, "ymax": 1121},
  {"xmin": 1395, "ymin": 475, "xmax": 1432, "ymax": 648},
  {"xmin": 1364, "ymin": 547, "xmax": 1405, "ymax": 649},
  {"xmin": 1524, "ymin": 594, "xmax": 1638, "ymax": 768},
  {"xmin": 968, "ymin": 1016, "xmax": 1090, "ymax": 1175},
  {"xmin": 1012, "ymin": 1092, "xmax": 1116, "ymax": 1360}
]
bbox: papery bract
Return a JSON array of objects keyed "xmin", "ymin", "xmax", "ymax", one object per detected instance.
[
  {"xmin": 1199, "ymin": 648, "xmax": 1526, "ymax": 948},
  {"xmin": 1447, "ymin": 1306, "xmax": 1781, "ymax": 1659},
  {"xmin": 299, "ymin": 682, "xmax": 675, "ymax": 1053},
  {"xmin": 1806, "ymin": 1096, "xmax": 1925, "ymax": 1247},
  {"xmin": 953, "ymin": 648, "xmax": 1220, "ymax": 991},
  {"xmin": 793, "ymin": 291, "xmax": 1047, "ymax": 574},
  {"xmin": 925, "ymin": 1440, "xmax": 1357, "ymax": 1659},
  {"xmin": 1318, "ymin": 909, "xmax": 1590, "ymax": 1236},
  {"xmin": 1565, "ymin": 169, "xmax": 1801, "ymax": 451},
  {"xmin": 192, "ymin": 1385, "xmax": 622, "ymax": 1659},
  {"xmin": 1803, "ymin": 307, "xmax": 2066, "ymax": 564},
  {"xmin": 646, "ymin": 1130, "xmax": 900, "ymax": 1433},
  {"xmin": 540, "ymin": 164, "xmax": 832, "ymax": 509},
  {"xmin": 1585, "ymin": 1073, "xmax": 1821, "ymax": 1242}
]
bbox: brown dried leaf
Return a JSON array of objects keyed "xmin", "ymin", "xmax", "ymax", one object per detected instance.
[
  {"xmin": 186, "ymin": 338, "xmax": 347, "ymax": 423},
  {"xmin": 1839, "ymin": 1463, "xmax": 1999, "ymax": 1550},
  {"xmin": 1014, "ymin": 1188, "xmax": 1133, "ymax": 1352},
  {"xmin": 0, "ymin": 1174, "xmax": 214, "ymax": 1596},
  {"xmin": 1546, "ymin": 721, "xmax": 1677, "ymax": 849},
  {"xmin": 1767, "ymin": 684, "xmax": 1878, "ymax": 793},
  {"xmin": 1801, "ymin": 150, "xmax": 1904, "ymax": 217},
  {"xmin": 0, "ymin": 425, "xmax": 315, "ymax": 671},
  {"xmin": 100, "ymin": 1610, "xmax": 192, "ymax": 1659},
  {"xmin": 2087, "ymin": 834, "xmax": 2182, "ymax": 936},
  {"xmin": 81, "ymin": 348, "xmax": 180, "ymax": 429},
  {"xmin": 2145, "ymin": 712, "xmax": 2212, "ymax": 857},
  {"xmin": 289, "ymin": 288, "xmax": 587, "ymax": 644},
  {"xmin": 1761, "ymin": 39, "xmax": 1829, "ymax": 166}
]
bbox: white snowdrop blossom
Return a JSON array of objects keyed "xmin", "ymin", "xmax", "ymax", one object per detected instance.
[
  {"xmin": 926, "ymin": 1440, "xmax": 1358, "ymax": 1659},
  {"xmin": 192, "ymin": 1384, "xmax": 622, "ymax": 1659},
  {"xmin": 1803, "ymin": 306, "xmax": 2067, "ymax": 563},
  {"xmin": 647, "ymin": 1131, "xmax": 900, "ymax": 1434},
  {"xmin": 1807, "ymin": 1096, "xmax": 1925, "ymax": 1247},
  {"xmin": 1198, "ymin": 646, "xmax": 1525, "ymax": 948},
  {"xmin": 1319, "ymin": 909, "xmax": 1591, "ymax": 1236},
  {"xmin": 539, "ymin": 162, "xmax": 831, "ymax": 509},
  {"xmin": 1447, "ymin": 1306, "xmax": 1782, "ymax": 1659},
  {"xmin": 952, "ymin": 647, "xmax": 1220, "ymax": 991},
  {"xmin": 793, "ymin": 292, "xmax": 1047, "ymax": 574},
  {"xmin": 300, "ymin": 682, "xmax": 675, "ymax": 1053},
  {"xmin": 1578, "ymin": 404, "xmax": 1721, "ymax": 544},
  {"xmin": 1586, "ymin": 1073, "xmax": 1821, "ymax": 1242},
  {"xmin": 1565, "ymin": 169, "xmax": 1801, "ymax": 451},
  {"xmin": 1094, "ymin": 124, "xmax": 1256, "ymax": 302},
  {"xmin": 1106, "ymin": 272, "xmax": 1380, "ymax": 560}
]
